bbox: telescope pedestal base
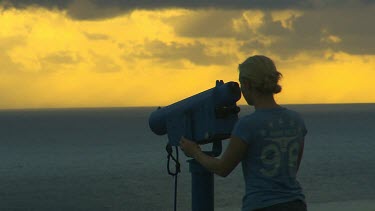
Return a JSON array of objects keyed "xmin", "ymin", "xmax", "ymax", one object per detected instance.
[{"xmin": 188, "ymin": 159, "xmax": 214, "ymax": 211}]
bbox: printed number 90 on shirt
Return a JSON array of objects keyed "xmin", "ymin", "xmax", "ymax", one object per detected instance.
[{"xmin": 259, "ymin": 137, "xmax": 300, "ymax": 177}]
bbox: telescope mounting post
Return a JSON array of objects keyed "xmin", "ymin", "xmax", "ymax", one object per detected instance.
[{"xmin": 188, "ymin": 140, "xmax": 222, "ymax": 211}]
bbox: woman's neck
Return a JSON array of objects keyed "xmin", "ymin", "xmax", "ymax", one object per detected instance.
[{"xmin": 253, "ymin": 95, "xmax": 280, "ymax": 110}]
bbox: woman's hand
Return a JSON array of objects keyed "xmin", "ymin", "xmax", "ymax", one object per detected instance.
[{"xmin": 179, "ymin": 136, "xmax": 201, "ymax": 158}]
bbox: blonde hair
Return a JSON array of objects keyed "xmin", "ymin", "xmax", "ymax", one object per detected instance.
[{"xmin": 238, "ymin": 55, "xmax": 282, "ymax": 94}]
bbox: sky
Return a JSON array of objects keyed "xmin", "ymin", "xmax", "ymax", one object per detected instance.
[{"xmin": 0, "ymin": 0, "xmax": 374, "ymax": 109}]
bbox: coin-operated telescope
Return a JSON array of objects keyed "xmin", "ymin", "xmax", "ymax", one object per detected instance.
[
  {"xmin": 149, "ymin": 80, "xmax": 241, "ymax": 211},
  {"xmin": 149, "ymin": 80, "xmax": 241, "ymax": 148}
]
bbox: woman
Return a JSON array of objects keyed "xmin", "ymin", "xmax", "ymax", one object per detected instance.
[{"xmin": 180, "ymin": 55, "xmax": 307, "ymax": 211}]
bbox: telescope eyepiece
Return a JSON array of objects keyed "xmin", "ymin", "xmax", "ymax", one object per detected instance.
[{"xmin": 215, "ymin": 105, "xmax": 240, "ymax": 119}]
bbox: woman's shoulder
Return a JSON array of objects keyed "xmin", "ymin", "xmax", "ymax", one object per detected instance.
[
  {"xmin": 236, "ymin": 112, "xmax": 262, "ymax": 126},
  {"xmin": 282, "ymin": 107, "xmax": 304, "ymax": 119}
]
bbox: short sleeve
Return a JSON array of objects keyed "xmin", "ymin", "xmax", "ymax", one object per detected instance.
[
  {"xmin": 291, "ymin": 110, "xmax": 308, "ymax": 137},
  {"xmin": 231, "ymin": 117, "xmax": 253, "ymax": 145}
]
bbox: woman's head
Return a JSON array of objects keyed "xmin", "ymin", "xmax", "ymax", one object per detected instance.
[{"xmin": 238, "ymin": 55, "xmax": 282, "ymax": 95}]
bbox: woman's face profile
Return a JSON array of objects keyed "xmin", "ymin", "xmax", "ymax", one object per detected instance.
[{"xmin": 240, "ymin": 80, "xmax": 254, "ymax": 106}]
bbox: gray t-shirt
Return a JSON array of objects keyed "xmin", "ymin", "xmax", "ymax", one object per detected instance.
[{"xmin": 232, "ymin": 107, "xmax": 307, "ymax": 211}]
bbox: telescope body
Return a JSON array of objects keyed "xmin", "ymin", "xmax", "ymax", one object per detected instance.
[{"xmin": 149, "ymin": 80, "xmax": 241, "ymax": 146}]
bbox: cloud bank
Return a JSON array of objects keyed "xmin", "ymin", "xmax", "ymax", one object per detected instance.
[
  {"xmin": 2, "ymin": 0, "xmax": 373, "ymax": 57},
  {"xmin": 1, "ymin": 0, "xmax": 373, "ymax": 19},
  {"xmin": 0, "ymin": 5, "xmax": 374, "ymax": 109}
]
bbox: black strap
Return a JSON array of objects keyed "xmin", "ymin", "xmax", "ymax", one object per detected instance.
[{"xmin": 166, "ymin": 144, "xmax": 181, "ymax": 211}]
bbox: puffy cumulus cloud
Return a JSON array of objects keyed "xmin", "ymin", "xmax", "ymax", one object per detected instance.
[
  {"xmin": 42, "ymin": 51, "xmax": 80, "ymax": 65},
  {"xmin": 162, "ymin": 6, "xmax": 375, "ymax": 58},
  {"xmin": 0, "ymin": 7, "xmax": 240, "ymax": 109},
  {"xmin": 0, "ymin": 36, "xmax": 26, "ymax": 73},
  {"xmin": 273, "ymin": 8, "xmax": 374, "ymax": 57},
  {"xmin": 0, "ymin": 8, "xmax": 217, "ymax": 76},
  {"xmin": 38, "ymin": 51, "xmax": 83, "ymax": 73},
  {"xmin": 131, "ymin": 40, "xmax": 238, "ymax": 66},
  {"xmin": 268, "ymin": 6, "xmax": 375, "ymax": 56}
]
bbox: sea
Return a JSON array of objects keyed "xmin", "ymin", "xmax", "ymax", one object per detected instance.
[{"xmin": 0, "ymin": 104, "xmax": 374, "ymax": 211}]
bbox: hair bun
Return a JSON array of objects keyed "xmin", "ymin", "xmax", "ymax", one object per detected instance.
[{"xmin": 261, "ymin": 76, "xmax": 282, "ymax": 94}]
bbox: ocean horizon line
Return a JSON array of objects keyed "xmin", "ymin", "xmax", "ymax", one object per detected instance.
[{"xmin": 0, "ymin": 102, "xmax": 374, "ymax": 112}]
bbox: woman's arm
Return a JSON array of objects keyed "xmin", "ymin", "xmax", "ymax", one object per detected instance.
[{"xmin": 180, "ymin": 136, "xmax": 248, "ymax": 177}]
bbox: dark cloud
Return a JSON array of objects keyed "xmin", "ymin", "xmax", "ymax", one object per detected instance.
[
  {"xmin": 37, "ymin": 51, "xmax": 82, "ymax": 73},
  {"xmin": 65, "ymin": 0, "xmax": 125, "ymax": 20},
  {"xmin": 132, "ymin": 40, "xmax": 237, "ymax": 66},
  {"xmin": 239, "ymin": 7, "xmax": 375, "ymax": 57},
  {"xmin": 239, "ymin": 11, "xmax": 327, "ymax": 58},
  {"xmin": 43, "ymin": 51, "xmax": 80, "ymax": 64},
  {"xmin": 3, "ymin": 0, "xmax": 373, "ymax": 20},
  {"xmin": 336, "ymin": 35, "xmax": 375, "ymax": 55},
  {"xmin": 0, "ymin": 0, "xmax": 289, "ymax": 20},
  {"xmin": 1, "ymin": 0, "xmax": 373, "ymax": 58},
  {"xmin": 0, "ymin": 0, "xmax": 308, "ymax": 11},
  {"xmin": 311, "ymin": 7, "xmax": 375, "ymax": 55},
  {"xmin": 0, "ymin": 0, "xmax": 72, "ymax": 10},
  {"xmin": 266, "ymin": 7, "xmax": 375, "ymax": 56},
  {"xmin": 163, "ymin": 4, "xmax": 374, "ymax": 57},
  {"xmin": 163, "ymin": 5, "xmax": 374, "ymax": 57},
  {"xmin": 164, "ymin": 10, "xmax": 240, "ymax": 38}
]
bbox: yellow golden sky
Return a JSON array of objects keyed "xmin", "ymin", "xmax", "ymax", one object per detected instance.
[{"xmin": 0, "ymin": 5, "xmax": 374, "ymax": 109}]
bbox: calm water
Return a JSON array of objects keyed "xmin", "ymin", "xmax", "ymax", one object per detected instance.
[{"xmin": 0, "ymin": 104, "xmax": 374, "ymax": 211}]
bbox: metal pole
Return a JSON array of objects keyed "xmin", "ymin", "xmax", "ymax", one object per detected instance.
[{"xmin": 188, "ymin": 159, "xmax": 214, "ymax": 211}]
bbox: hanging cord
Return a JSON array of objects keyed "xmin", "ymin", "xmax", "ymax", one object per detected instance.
[{"xmin": 166, "ymin": 144, "xmax": 181, "ymax": 211}]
